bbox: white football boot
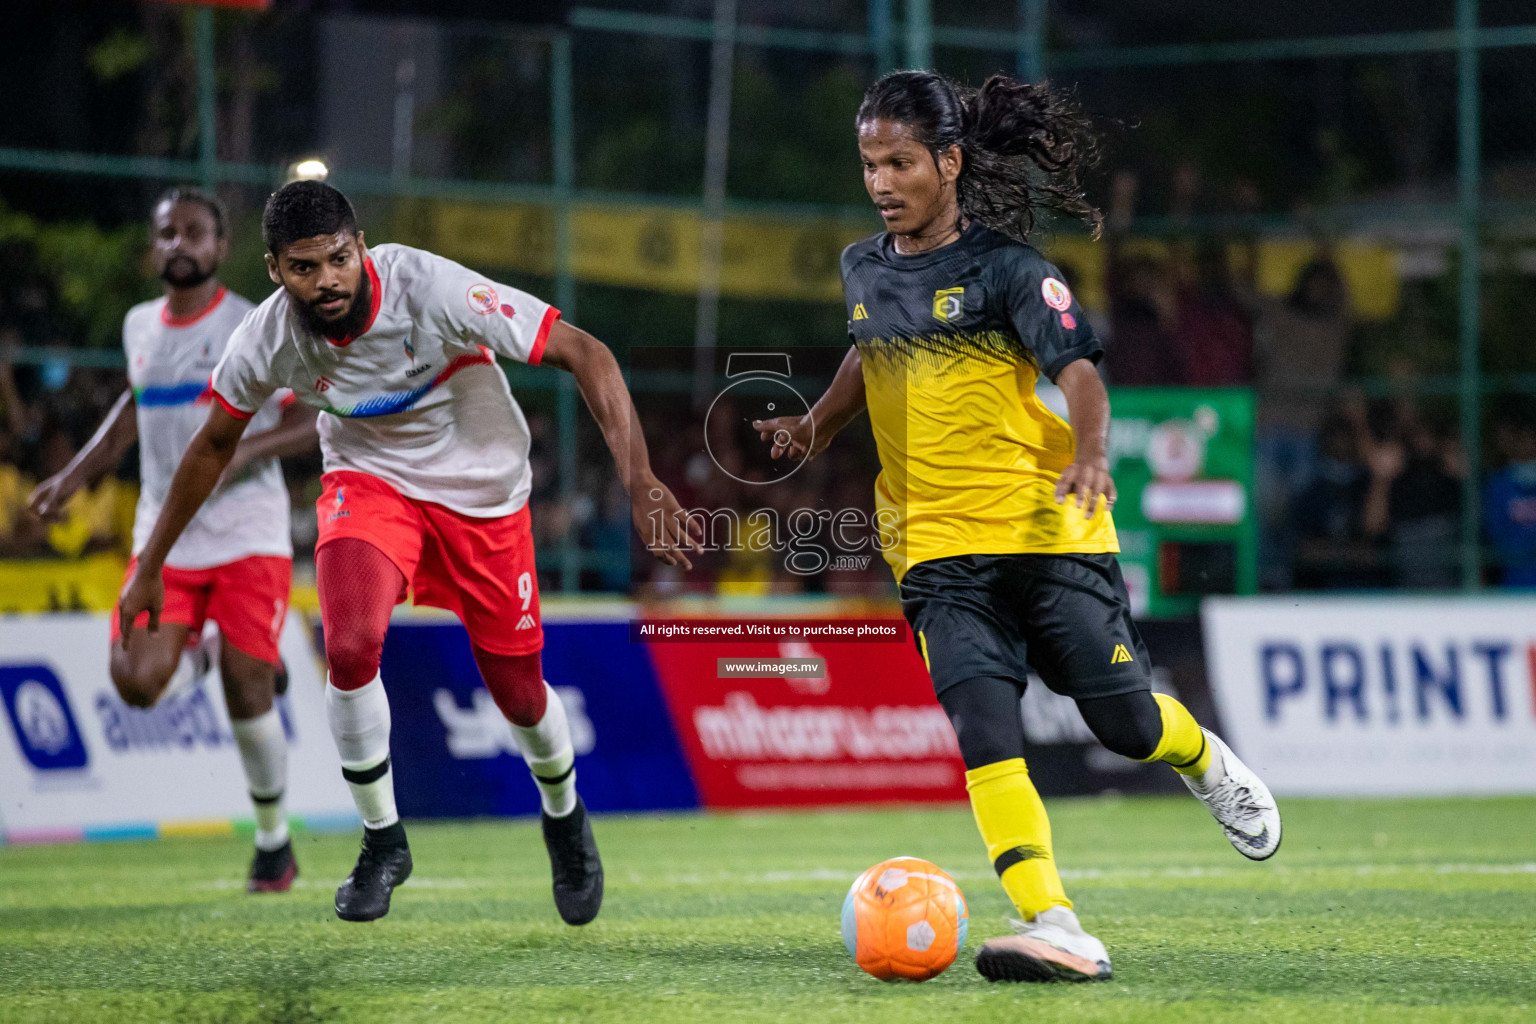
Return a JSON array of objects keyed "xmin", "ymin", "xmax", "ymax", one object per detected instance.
[
  {"xmin": 1182, "ymin": 729, "xmax": 1282, "ymax": 860},
  {"xmin": 975, "ymin": 906, "xmax": 1112, "ymax": 983}
]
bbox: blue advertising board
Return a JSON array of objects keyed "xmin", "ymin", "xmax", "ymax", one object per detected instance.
[
  {"xmin": 378, "ymin": 620, "xmax": 700, "ymax": 818},
  {"xmin": 0, "ymin": 664, "xmax": 89, "ymax": 772}
]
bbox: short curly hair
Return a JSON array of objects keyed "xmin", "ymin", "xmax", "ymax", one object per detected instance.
[{"xmin": 262, "ymin": 180, "xmax": 358, "ymax": 255}]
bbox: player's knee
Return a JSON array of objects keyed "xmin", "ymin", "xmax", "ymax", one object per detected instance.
[
  {"xmin": 324, "ymin": 626, "xmax": 386, "ymax": 690},
  {"xmin": 472, "ymin": 647, "xmax": 546, "ymax": 727},
  {"xmin": 1095, "ymin": 726, "xmax": 1159, "ymax": 761},
  {"xmin": 110, "ymin": 657, "xmax": 171, "ymax": 708},
  {"xmin": 114, "ymin": 678, "xmax": 162, "ymax": 709},
  {"xmin": 1077, "ymin": 691, "xmax": 1163, "ymax": 760}
]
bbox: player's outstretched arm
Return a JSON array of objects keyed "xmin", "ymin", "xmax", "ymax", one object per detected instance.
[
  {"xmin": 117, "ymin": 404, "xmax": 253, "ymax": 644},
  {"xmin": 753, "ymin": 344, "xmax": 866, "ymax": 463},
  {"xmin": 28, "ymin": 388, "xmax": 139, "ymax": 522},
  {"xmin": 538, "ymin": 320, "xmax": 703, "ymax": 569},
  {"xmin": 1053, "ymin": 358, "xmax": 1116, "ymax": 520},
  {"xmin": 217, "ymin": 400, "xmax": 320, "ymax": 488}
]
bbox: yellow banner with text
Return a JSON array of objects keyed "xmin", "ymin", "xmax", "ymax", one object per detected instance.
[{"xmin": 405, "ymin": 200, "xmax": 1400, "ymax": 318}]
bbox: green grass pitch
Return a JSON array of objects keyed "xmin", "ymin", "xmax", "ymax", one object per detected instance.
[{"xmin": 2, "ymin": 796, "xmax": 1533, "ymax": 1023}]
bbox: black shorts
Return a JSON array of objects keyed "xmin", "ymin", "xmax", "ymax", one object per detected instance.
[{"xmin": 899, "ymin": 552, "xmax": 1153, "ymax": 700}]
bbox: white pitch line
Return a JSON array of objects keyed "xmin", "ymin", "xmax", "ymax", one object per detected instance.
[
  {"xmin": 626, "ymin": 862, "xmax": 1536, "ymax": 885},
  {"xmin": 192, "ymin": 877, "xmax": 479, "ymax": 891},
  {"xmin": 187, "ymin": 862, "xmax": 1536, "ymax": 893}
]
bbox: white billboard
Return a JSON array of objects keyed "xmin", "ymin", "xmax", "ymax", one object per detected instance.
[
  {"xmin": 1202, "ymin": 596, "xmax": 1536, "ymax": 796},
  {"xmin": 0, "ymin": 613, "xmax": 355, "ymax": 841}
]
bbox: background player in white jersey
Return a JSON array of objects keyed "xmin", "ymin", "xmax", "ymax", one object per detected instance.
[
  {"xmin": 29, "ymin": 188, "xmax": 320, "ymax": 892},
  {"xmin": 118, "ymin": 181, "xmax": 701, "ymax": 923}
]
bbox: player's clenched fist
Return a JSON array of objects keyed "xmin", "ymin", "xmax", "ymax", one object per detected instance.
[{"xmin": 116, "ymin": 563, "xmax": 166, "ymax": 649}]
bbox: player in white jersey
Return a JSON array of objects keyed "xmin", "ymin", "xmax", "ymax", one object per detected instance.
[
  {"xmin": 118, "ymin": 181, "xmax": 700, "ymax": 923},
  {"xmin": 30, "ymin": 188, "xmax": 319, "ymax": 892}
]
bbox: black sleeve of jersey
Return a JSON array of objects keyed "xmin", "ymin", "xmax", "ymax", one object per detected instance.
[
  {"xmin": 840, "ymin": 236, "xmax": 880, "ymax": 342},
  {"xmin": 839, "ymin": 240, "xmax": 863, "ymax": 282},
  {"xmin": 999, "ymin": 250, "xmax": 1103, "ymax": 382}
]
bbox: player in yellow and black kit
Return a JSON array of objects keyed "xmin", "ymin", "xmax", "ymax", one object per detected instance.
[{"xmin": 755, "ymin": 70, "xmax": 1281, "ymax": 984}]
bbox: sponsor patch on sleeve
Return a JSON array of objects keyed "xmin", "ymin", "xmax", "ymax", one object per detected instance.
[{"xmin": 1041, "ymin": 277, "xmax": 1073, "ymax": 311}]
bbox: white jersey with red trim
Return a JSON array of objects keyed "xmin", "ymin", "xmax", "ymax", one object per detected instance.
[
  {"xmin": 124, "ymin": 287, "xmax": 294, "ymax": 569},
  {"xmin": 210, "ymin": 243, "xmax": 559, "ymax": 518}
]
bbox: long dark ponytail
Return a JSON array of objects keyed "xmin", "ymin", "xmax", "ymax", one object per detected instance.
[{"xmin": 856, "ymin": 70, "xmax": 1103, "ymax": 242}]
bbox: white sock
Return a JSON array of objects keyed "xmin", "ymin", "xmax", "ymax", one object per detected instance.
[
  {"xmin": 325, "ymin": 674, "xmax": 399, "ymax": 830},
  {"xmin": 158, "ymin": 645, "xmax": 211, "ymax": 703},
  {"xmin": 511, "ymin": 682, "xmax": 577, "ymax": 817},
  {"xmin": 231, "ymin": 708, "xmax": 289, "ymax": 851}
]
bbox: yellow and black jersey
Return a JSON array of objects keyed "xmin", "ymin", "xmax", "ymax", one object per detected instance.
[{"xmin": 843, "ymin": 221, "xmax": 1118, "ymax": 582}]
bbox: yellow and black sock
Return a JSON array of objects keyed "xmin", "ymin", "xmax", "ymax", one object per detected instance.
[
  {"xmin": 965, "ymin": 757, "xmax": 1070, "ymax": 920},
  {"xmin": 1142, "ymin": 692, "xmax": 1213, "ymax": 776}
]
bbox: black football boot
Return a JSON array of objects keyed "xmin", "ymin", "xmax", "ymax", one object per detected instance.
[
  {"xmin": 334, "ymin": 822, "xmax": 413, "ymax": 922},
  {"xmin": 541, "ymin": 797, "xmax": 603, "ymax": 925}
]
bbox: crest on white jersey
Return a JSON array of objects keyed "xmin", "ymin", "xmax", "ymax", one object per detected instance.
[{"xmin": 466, "ymin": 283, "xmax": 499, "ymax": 315}]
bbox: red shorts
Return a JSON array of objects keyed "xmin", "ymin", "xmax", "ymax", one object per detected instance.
[
  {"xmin": 112, "ymin": 555, "xmax": 292, "ymax": 664},
  {"xmin": 315, "ymin": 470, "xmax": 543, "ymax": 656}
]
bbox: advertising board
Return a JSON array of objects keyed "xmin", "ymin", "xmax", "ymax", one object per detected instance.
[
  {"xmin": 1203, "ymin": 596, "xmax": 1536, "ymax": 795},
  {"xmin": 0, "ymin": 613, "xmax": 355, "ymax": 842}
]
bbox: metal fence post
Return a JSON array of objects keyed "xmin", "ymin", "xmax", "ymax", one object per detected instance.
[
  {"xmin": 1017, "ymin": 0, "xmax": 1046, "ymax": 81},
  {"xmin": 692, "ymin": 0, "xmax": 738, "ymax": 407},
  {"xmin": 195, "ymin": 7, "xmax": 217, "ymax": 189},
  {"xmin": 552, "ymin": 31, "xmax": 581, "ymax": 593},
  {"xmin": 905, "ymin": 0, "xmax": 932, "ymax": 70},
  {"xmin": 869, "ymin": 0, "xmax": 896, "ymax": 73},
  {"xmin": 1457, "ymin": 0, "xmax": 1483, "ymax": 590}
]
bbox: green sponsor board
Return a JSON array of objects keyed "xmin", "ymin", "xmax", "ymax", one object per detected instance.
[{"xmin": 1104, "ymin": 388, "xmax": 1257, "ymax": 619}]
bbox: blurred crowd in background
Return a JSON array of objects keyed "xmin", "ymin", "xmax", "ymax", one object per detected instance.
[
  {"xmin": 5, "ymin": 161, "xmax": 1536, "ymax": 596},
  {"xmin": 1084, "ymin": 166, "xmax": 1536, "ymax": 592},
  {"xmin": 6, "ymin": 2, "xmax": 1536, "ymax": 598}
]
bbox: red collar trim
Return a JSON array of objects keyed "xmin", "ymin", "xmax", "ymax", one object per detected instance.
[
  {"xmin": 329, "ymin": 257, "xmax": 383, "ymax": 347},
  {"xmin": 160, "ymin": 286, "xmax": 227, "ymax": 327}
]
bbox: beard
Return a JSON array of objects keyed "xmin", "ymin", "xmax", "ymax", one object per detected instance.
[
  {"xmin": 292, "ymin": 270, "xmax": 373, "ymax": 341},
  {"xmin": 160, "ymin": 254, "xmax": 215, "ymax": 288}
]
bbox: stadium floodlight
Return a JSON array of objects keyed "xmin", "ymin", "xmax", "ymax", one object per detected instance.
[{"xmin": 286, "ymin": 158, "xmax": 329, "ymax": 183}]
